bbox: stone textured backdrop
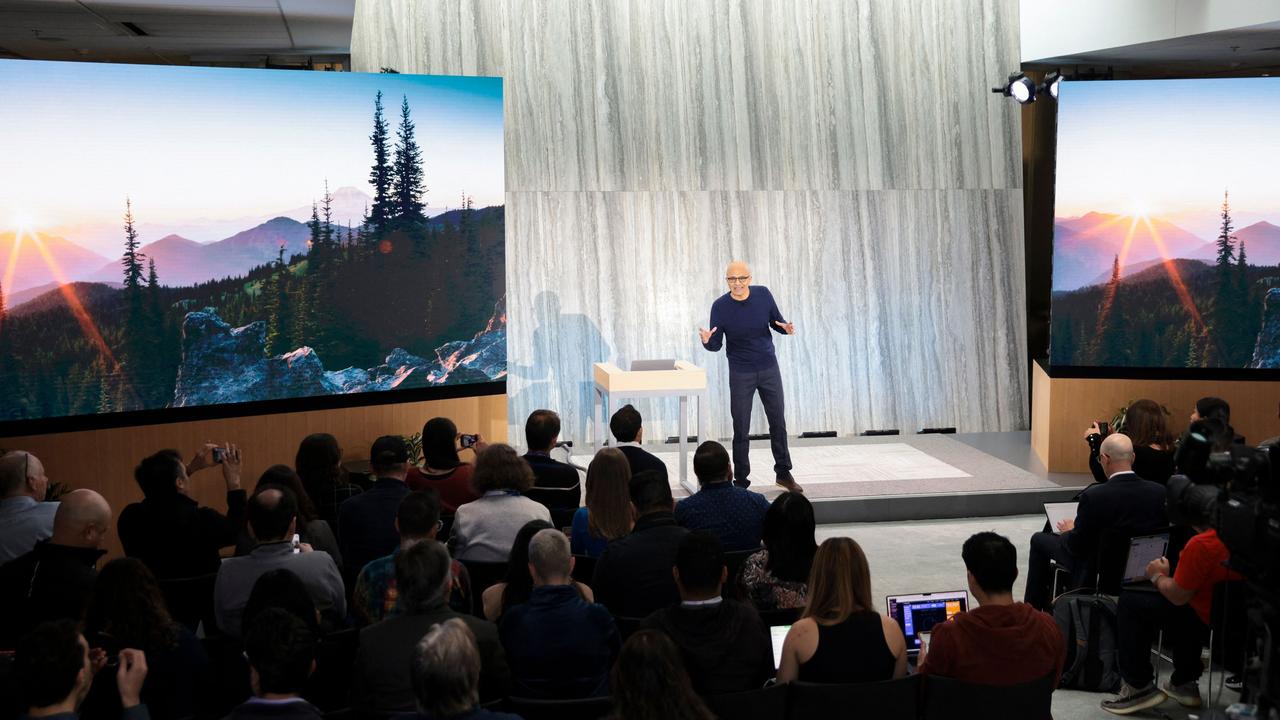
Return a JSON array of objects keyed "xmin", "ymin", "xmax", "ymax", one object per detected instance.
[{"xmin": 353, "ymin": 0, "xmax": 1027, "ymax": 445}]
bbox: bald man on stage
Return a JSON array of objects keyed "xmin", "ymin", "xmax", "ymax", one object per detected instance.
[{"xmin": 699, "ymin": 261, "xmax": 803, "ymax": 493}]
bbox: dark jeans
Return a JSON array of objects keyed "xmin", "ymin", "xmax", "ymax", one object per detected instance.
[
  {"xmin": 1025, "ymin": 531, "xmax": 1075, "ymax": 611},
  {"xmin": 729, "ymin": 364, "xmax": 792, "ymax": 486},
  {"xmin": 1117, "ymin": 589, "xmax": 1207, "ymax": 688}
]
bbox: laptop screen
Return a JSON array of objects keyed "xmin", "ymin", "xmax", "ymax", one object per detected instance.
[
  {"xmin": 770, "ymin": 624, "xmax": 790, "ymax": 670},
  {"xmin": 1044, "ymin": 502, "xmax": 1078, "ymax": 534},
  {"xmin": 886, "ymin": 591, "xmax": 968, "ymax": 654},
  {"xmin": 1123, "ymin": 533, "xmax": 1169, "ymax": 584}
]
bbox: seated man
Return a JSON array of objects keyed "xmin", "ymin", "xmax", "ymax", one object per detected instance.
[
  {"xmin": 0, "ymin": 451, "xmax": 58, "ymax": 566},
  {"xmin": 406, "ymin": 619, "xmax": 521, "ymax": 720},
  {"xmin": 592, "ymin": 470, "xmax": 690, "ymax": 618},
  {"xmin": 353, "ymin": 540, "xmax": 509, "ymax": 712},
  {"xmin": 15, "ymin": 619, "xmax": 149, "ymax": 719},
  {"xmin": 521, "ymin": 409, "xmax": 581, "ymax": 512},
  {"xmin": 339, "ymin": 436, "xmax": 413, "ymax": 590},
  {"xmin": 214, "ymin": 486, "xmax": 346, "ymax": 637},
  {"xmin": 1101, "ymin": 505, "xmax": 1242, "ymax": 715},
  {"xmin": 226, "ymin": 608, "xmax": 322, "ymax": 719},
  {"xmin": 919, "ymin": 532, "xmax": 1064, "ymax": 691},
  {"xmin": 609, "ymin": 404, "xmax": 668, "ymax": 480},
  {"xmin": 1024, "ymin": 433, "xmax": 1167, "ymax": 610},
  {"xmin": 642, "ymin": 531, "xmax": 773, "ymax": 695},
  {"xmin": 499, "ymin": 529, "xmax": 619, "ymax": 698},
  {"xmin": 675, "ymin": 441, "xmax": 770, "ymax": 552},
  {"xmin": 0, "ymin": 490, "xmax": 111, "ymax": 648},
  {"xmin": 118, "ymin": 445, "xmax": 246, "ymax": 580}
]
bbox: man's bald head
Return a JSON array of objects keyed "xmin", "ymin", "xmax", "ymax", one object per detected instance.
[
  {"xmin": 0, "ymin": 451, "xmax": 48, "ymax": 500},
  {"xmin": 248, "ymin": 485, "xmax": 298, "ymax": 542},
  {"xmin": 1100, "ymin": 432, "xmax": 1136, "ymax": 474},
  {"xmin": 51, "ymin": 489, "xmax": 111, "ymax": 549},
  {"xmin": 726, "ymin": 260, "xmax": 751, "ymax": 277}
]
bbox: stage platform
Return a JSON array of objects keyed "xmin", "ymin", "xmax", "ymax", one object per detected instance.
[{"xmin": 623, "ymin": 431, "xmax": 1092, "ymax": 524}]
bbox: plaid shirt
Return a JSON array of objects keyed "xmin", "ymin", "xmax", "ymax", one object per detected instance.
[{"xmin": 353, "ymin": 546, "xmax": 471, "ymax": 624}]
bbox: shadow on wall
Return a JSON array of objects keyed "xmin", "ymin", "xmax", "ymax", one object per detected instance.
[{"xmin": 508, "ymin": 291, "xmax": 612, "ymax": 446}]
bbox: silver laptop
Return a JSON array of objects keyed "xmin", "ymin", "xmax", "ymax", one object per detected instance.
[
  {"xmin": 886, "ymin": 590, "xmax": 968, "ymax": 656},
  {"xmin": 630, "ymin": 359, "xmax": 676, "ymax": 371},
  {"xmin": 1044, "ymin": 502, "xmax": 1079, "ymax": 534},
  {"xmin": 1121, "ymin": 533, "xmax": 1170, "ymax": 586}
]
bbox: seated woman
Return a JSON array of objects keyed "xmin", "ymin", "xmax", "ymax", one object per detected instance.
[
  {"xmin": 235, "ymin": 464, "xmax": 343, "ymax": 569},
  {"xmin": 295, "ymin": 432, "xmax": 363, "ymax": 535},
  {"xmin": 483, "ymin": 519, "xmax": 594, "ymax": 621},
  {"xmin": 453, "ymin": 444, "xmax": 552, "ymax": 562},
  {"xmin": 1085, "ymin": 399, "xmax": 1176, "ymax": 485},
  {"xmin": 742, "ymin": 491, "xmax": 816, "ymax": 612},
  {"xmin": 570, "ymin": 448, "xmax": 633, "ymax": 557},
  {"xmin": 776, "ymin": 537, "xmax": 908, "ymax": 684},
  {"xmin": 407, "ymin": 417, "xmax": 484, "ymax": 513}
]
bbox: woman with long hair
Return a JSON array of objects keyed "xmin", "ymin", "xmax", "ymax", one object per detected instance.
[
  {"xmin": 571, "ymin": 448, "xmax": 633, "ymax": 557},
  {"xmin": 776, "ymin": 537, "xmax": 907, "ymax": 683},
  {"xmin": 1086, "ymin": 398, "xmax": 1176, "ymax": 484},
  {"xmin": 235, "ymin": 464, "xmax": 343, "ymax": 568},
  {"xmin": 742, "ymin": 491, "xmax": 817, "ymax": 611},
  {"xmin": 80, "ymin": 558, "xmax": 211, "ymax": 719},
  {"xmin": 482, "ymin": 519, "xmax": 593, "ymax": 621},
  {"xmin": 295, "ymin": 432, "xmax": 362, "ymax": 535},
  {"xmin": 608, "ymin": 630, "xmax": 715, "ymax": 720},
  {"xmin": 406, "ymin": 417, "xmax": 483, "ymax": 513}
]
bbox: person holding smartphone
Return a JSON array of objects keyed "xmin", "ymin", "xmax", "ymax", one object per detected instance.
[{"xmin": 407, "ymin": 417, "xmax": 487, "ymax": 513}]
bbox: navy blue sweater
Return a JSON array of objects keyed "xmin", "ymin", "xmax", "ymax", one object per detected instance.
[{"xmin": 702, "ymin": 285, "xmax": 789, "ymax": 372}]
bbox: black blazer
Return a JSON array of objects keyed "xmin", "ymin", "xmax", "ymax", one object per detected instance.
[
  {"xmin": 617, "ymin": 445, "xmax": 669, "ymax": 481},
  {"xmin": 1064, "ymin": 471, "xmax": 1168, "ymax": 562},
  {"xmin": 523, "ymin": 453, "xmax": 582, "ymax": 510},
  {"xmin": 592, "ymin": 511, "xmax": 689, "ymax": 618}
]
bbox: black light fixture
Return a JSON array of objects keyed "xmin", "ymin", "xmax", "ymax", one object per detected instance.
[
  {"xmin": 1041, "ymin": 70, "xmax": 1062, "ymax": 100},
  {"xmin": 992, "ymin": 72, "xmax": 1036, "ymax": 104}
]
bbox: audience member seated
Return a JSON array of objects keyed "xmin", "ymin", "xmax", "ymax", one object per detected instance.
[
  {"xmin": 80, "ymin": 559, "xmax": 211, "ymax": 720},
  {"xmin": 1190, "ymin": 396, "xmax": 1241, "ymax": 447},
  {"xmin": 214, "ymin": 486, "xmax": 345, "ymax": 637},
  {"xmin": 483, "ymin": 519, "xmax": 593, "ymax": 622},
  {"xmin": 237, "ymin": 465, "xmax": 342, "ymax": 569},
  {"xmin": 919, "ymin": 532, "xmax": 1064, "ymax": 692},
  {"xmin": 354, "ymin": 488, "xmax": 471, "ymax": 625},
  {"xmin": 0, "ymin": 450, "xmax": 57, "ymax": 566},
  {"xmin": 453, "ymin": 444, "xmax": 551, "ymax": 562},
  {"xmin": 225, "ymin": 608, "xmax": 323, "ymax": 720},
  {"xmin": 499, "ymin": 529, "xmax": 619, "ymax": 698},
  {"xmin": 339, "ymin": 436, "xmax": 413, "ymax": 585},
  {"xmin": 403, "ymin": 619, "xmax": 522, "ymax": 720},
  {"xmin": 642, "ymin": 531, "xmax": 773, "ymax": 695},
  {"xmin": 294, "ymin": 433, "xmax": 362, "ymax": 536},
  {"xmin": 1101, "ymin": 503, "xmax": 1243, "ymax": 715},
  {"xmin": 570, "ymin": 448, "xmax": 633, "ymax": 557},
  {"xmin": 0, "ymin": 489, "xmax": 111, "ymax": 648},
  {"xmin": 742, "ymin": 491, "xmax": 816, "ymax": 612},
  {"xmin": 609, "ymin": 629, "xmax": 715, "ymax": 720},
  {"xmin": 776, "ymin": 537, "xmax": 908, "ymax": 683},
  {"xmin": 243, "ymin": 569, "xmax": 322, "ymax": 635},
  {"xmin": 1024, "ymin": 433, "xmax": 1167, "ymax": 610},
  {"xmin": 675, "ymin": 441, "xmax": 769, "ymax": 552},
  {"xmin": 407, "ymin": 417, "xmax": 484, "ymax": 513},
  {"xmin": 521, "ymin": 409, "xmax": 582, "ymax": 511},
  {"xmin": 1086, "ymin": 399, "xmax": 1176, "ymax": 485},
  {"xmin": 592, "ymin": 470, "xmax": 689, "ymax": 618},
  {"xmin": 15, "ymin": 619, "xmax": 149, "ymax": 720},
  {"xmin": 119, "ymin": 444, "xmax": 245, "ymax": 580},
  {"xmin": 609, "ymin": 404, "xmax": 669, "ymax": 480},
  {"xmin": 353, "ymin": 540, "xmax": 509, "ymax": 712}
]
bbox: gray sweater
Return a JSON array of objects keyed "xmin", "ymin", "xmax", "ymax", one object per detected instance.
[
  {"xmin": 214, "ymin": 541, "xmax": 346, "ymax": 636},
  {"xmin": 453, "ymin": 492, "xmax": 552, "ymax": 562}
]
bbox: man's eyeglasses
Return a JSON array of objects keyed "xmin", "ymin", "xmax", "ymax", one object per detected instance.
[{"xmin": 725, "ymin": 276, "xmax": 751, "ymax": 285}]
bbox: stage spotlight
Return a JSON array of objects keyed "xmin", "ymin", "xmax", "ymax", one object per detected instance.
[
  {"xmin": 991, "ymin": 73, "xmax": 1036, "ymax": 104},
  {"xmin": 1042, "ymin": 71, "xmax": 1062, "ymax": 100}
]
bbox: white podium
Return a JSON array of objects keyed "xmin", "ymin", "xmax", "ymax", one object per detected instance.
[{"xmin": 593, "ymin": 361, "xmax": 708, "ymax": 494}]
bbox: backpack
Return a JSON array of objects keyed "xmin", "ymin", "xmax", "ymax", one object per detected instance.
[{"xmin": 1052, "ymin": 591, "xmax": 1122, "ymax": 692}]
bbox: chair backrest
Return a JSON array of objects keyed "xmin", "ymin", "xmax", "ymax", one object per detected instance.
[
  {"xmin": 459, "ymin": 560, "xmax": 510, "ymax": 601},
  {"xmin": 724, "ymin": 548, "xmax": 758, "ymax": 582},
  {"xmin": 787, "ymin": 675, "xmax": 921, "ymax": 720},
  {"xmin": 757, "ymin": 606, "xmax": 803, "ymax": 628},
  {"xmin": 305, "ymin": 627, "xmax": 362, "ymax": 712},
  {"xmin": 158, "ymin": 572, "xmax": 219, "ymax": 633},
  {"xmin": 922, "ymin": 672, "xmax": 1055, "ymax": 720},
  {"xmin": 503, "ymin": 695, "xmax": 613, "ymax": 720},
  {"xmin": 570, "ymin": 554, "xmax": 597, "ymax": 584},
  {"xmin": 704, "ymin": 683, "xmax": 788, "ymax": 720},
  {"xmin": 615, "ymin": 616, "xmax": 647, "ymax": 641}
]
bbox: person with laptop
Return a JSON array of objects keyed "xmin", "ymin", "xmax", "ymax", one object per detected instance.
[
  {"xmin": 1024, "ymin": 433, "xmax": 1167, "ymax": 610},
  {"xmin": 918, "ymin": 532, "xmax": 1065, "ymax": 692}
]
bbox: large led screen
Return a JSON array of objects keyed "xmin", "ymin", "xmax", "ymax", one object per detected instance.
[
  {"xmin": 0, "ymin": 61, "xmax": 505, "ymax": 426},
  {"xmin": 1050, "ymin": 78, "xmax": 1280, "ymax": 370}
]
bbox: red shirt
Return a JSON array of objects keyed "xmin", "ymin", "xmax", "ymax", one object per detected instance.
[
  {"xmin": 406, "ymin": 464, "xmax": 479, "ymax": 513},
  {"xmin": 921, "ymin": 602, "xmax": 1066, "ymax": 692},
  {"xmin": 1174, "ymin": 528, "xmax": 1243, "ymax": 624}
]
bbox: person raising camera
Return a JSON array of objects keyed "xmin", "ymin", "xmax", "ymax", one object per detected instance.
[{"xmin": 1084, "ymin": 399, "xmax": 1176, "ymax": 486}]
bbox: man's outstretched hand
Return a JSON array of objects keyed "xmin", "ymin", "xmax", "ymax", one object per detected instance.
[
  {"xmin": 775, "ymin": 320, "xmax": 796, "ymax": 335},
  {"xmin": 698, "ymin": 326, "xmax": 718, "ymax": 344}
]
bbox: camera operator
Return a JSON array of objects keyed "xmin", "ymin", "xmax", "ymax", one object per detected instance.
[
  {"xmin": 1085, "ymin": 399, "xmax": 1176, "ymax": 486},
  {"xmin": 1190, "ymin": 396, "xmax": 1243, "ymax": 449}
]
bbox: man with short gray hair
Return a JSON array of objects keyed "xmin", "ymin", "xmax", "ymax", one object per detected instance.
[
  {"xmin": 408, "ymin": 619, "xmax": 521, "ymax": 720},
  {"xmin": 499, "ymin": 529, "xmax": 619, "ymax": 698},
  {"xmin": 0, "ymin": 450, "xmax": 58, "ymax": 565}
]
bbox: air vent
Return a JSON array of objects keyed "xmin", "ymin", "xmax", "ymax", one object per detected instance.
[{"xmin": 120, "ymin": 21, "xmax": 149, "ymax": 37}]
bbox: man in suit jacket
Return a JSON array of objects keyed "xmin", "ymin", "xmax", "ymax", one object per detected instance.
[
  {"xmin": 521, "ymin": 410, "xmax": 582, "ymax": 512},
  {"xmin": 609, "ymin": 404, "xmax": 669, "ymax": 481},
  {"xmin": 339, "ymin": 436, "xmax": 413, "ymax": 589},
  {"xmin": 592, "ymin": 471, "xmax": 689, "ymax": 618},
  {"xmin": 353, "ymin": 540, "xmax": 510, "ymax": 712},
  {"xmin": 1024, "ymin": 433, "xmax": 1168, "ymax": 610}
]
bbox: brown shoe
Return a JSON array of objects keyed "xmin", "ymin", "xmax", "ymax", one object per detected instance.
[{"xmin": 776, "ymin": 472, "xmax": 804, "ymax": 494}]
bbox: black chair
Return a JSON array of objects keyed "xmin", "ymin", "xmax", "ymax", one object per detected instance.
[
  {"xmin": 724, "ymin": 548, "xmax": 758, "ymax": 584},
  {"xmin": 921, "ymin": 673, "xmax": 1055, "ymax": 720},
  {"xmin": 202, "ymin": 634, "xmax": 251, "ymax": 716},
  {"xmin": 158, "ymin": 572, "xmax": 219, "ymax": 633},
  {"xmin": 787, "ymin": 675, "xmax": 920, "ymax": 720},
  {"xmin": 459, "ymin": 559, "xmax": 510, "ymax": 615},
  {"xmin": 0, "ymin": 651, "xmax": 19, "ymax": 720},
  {"xmin": 438, "ymin": 513, "xmax": 455, "ymax": 542},
  {"xmin": 757, "ymin": 606, "xmax": 803, "ymax": 628},
  {"xmin": 571, "ymin": 554, "xmax": 597, "ymax": 584},
  {"xmin": 503, "ymin": 695, "xmax": 613, "ymax": 720},
  {"xmin": 615, "ymin": 616, "xmax": 647, "ymax": 641},
  {"xmin": 550, "ymin": 506, "xmax": 578, "ymax": 532},
  {"xmin": 305, "ymin": 627, "xmax": 361, "ymax": 711},
  {"xmin": 704, "ymin": 683, "xmax": 788, "ymax": 720}
]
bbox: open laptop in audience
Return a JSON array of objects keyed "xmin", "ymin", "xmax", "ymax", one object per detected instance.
[
  {"xmin": 886, "ymin": 590, "xmax": 968, "ymax": 659},
  {"xmin": 1118, "ymin": 532, "xmax": 1169, "ymax": 592},
  {"xmin": 1043, "ymin": 502, "xmax": 1078, "ymax": 534}
]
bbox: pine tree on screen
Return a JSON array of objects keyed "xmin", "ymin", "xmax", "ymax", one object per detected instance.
[
  {"xmin": 122, "ymin": 199, "xmax": 145, "ymax": 291},
  {"xmin": 367, "ymin": 91, "xmax": 393, "ymax": 236},
  {"xmin": 265, "ymin": 244, "xmax": 287, "ymax": 356},
  {"xmin": 391, "ymin": 94, "xmax": 427, "ymax": 225}
]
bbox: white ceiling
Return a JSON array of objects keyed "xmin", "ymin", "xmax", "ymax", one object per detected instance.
[
  {"xmin": 0, "ymin": 0, "xmax": 354, "ymax": 65},
  {"xmin": 1027, "ymin": 20, "xmax": 1280, "ymax": 75}
]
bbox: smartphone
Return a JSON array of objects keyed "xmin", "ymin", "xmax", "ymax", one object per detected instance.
[
  {"xmin": 212, "ymin": 447, "xmax": 226, "ymax": 464},
  {"xmin": 459, "ymin": 434, "xmax": 479, "ymax": 449},
  {"xmin": 291, "ymin": 533, "xmax": 301, "ymax": 553},
  {"xmin": 919, "ymin": 631, "xmax": 932, "ymax": 653},
  {"xmin": 1097, "ymin": 422, "xmax": 1111, "ymax": 437}
]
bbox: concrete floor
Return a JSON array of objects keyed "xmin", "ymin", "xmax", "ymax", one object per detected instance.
[{"xmin": 816, "ymin": 515, "xmax": 1241, "ymax": 720}]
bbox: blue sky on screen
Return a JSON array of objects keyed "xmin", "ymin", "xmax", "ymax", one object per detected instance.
[
  {"xmin": 0, "ymin": 59, "xmax": 503, "ymax": 232},
  {"xmin": 1055, "ymin": 77, "xmax": 1280, "ymax": 235}
]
